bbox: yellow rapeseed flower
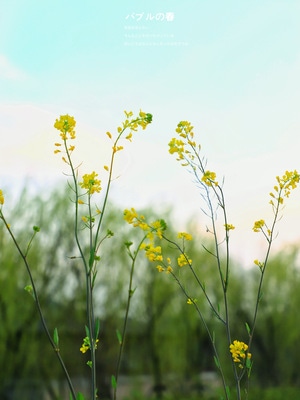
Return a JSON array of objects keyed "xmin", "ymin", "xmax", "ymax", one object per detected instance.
[
  {"xmin": 224, "ymin": 224, "xmax": 235, "ymax": 231},
  {"xmin": 177, "ymin": 253, "xmax": 192, "ymax": 267},
  {"xmin": 54, "ymin": 114, "xmax": 76, "ymax": 140},
  {"xmin": 178, "ymin": 232, "xmax": 193, "ymax": 240},
  {"xmin": 230, "ymin": 340, "xmax": 251, "ymax": 366},
  {"xmin": 80, "ymin": 172, "xmax": 101, "ymax": 195},
  {"xmin": 252, "ymin": 219, "xmax": 265, "ymax": 232},
  {"xmin": 123, "ymin": 208, "xmax": 138, "ymax": 224},
  {"xmin": 0, "ymin": 189, "xmax": 4, "ymax": 205},
  {"xmin": 201, "ymin": 170, "xmax": 218, "ymax": 187}
]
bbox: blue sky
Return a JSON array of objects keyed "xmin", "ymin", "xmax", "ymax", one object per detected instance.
[{"xmin": 1, "ymin": 0, "xmax": 300, "ymax": 265}]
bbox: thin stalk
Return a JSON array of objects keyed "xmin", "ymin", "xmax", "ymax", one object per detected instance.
[
  {"xmin": 171, "ymin": 272, "xmax": 230, "ymax": 400},
  {"xmin": 64, "ymin": 141, "xmax": 97, "ymax": 400},
  {"xmin": 248, "ymin": 193, "xmax": 281, "ymax": 351},
  {"xmin": 0, "ymin": 213, "xmax": 77, "ymax": 400},
  {"xmin": 113, "ymin": 237, "xmax": 146, "ymax": 400},
  {"xmin": 162, "ymin": 235, "xmax": 225, "ymax": 324}
]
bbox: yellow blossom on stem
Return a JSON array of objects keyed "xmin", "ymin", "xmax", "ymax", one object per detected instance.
[
  {"xmin": 254, "ymin": 259, "xmax": 264, "ymax": 269},
  {"xmin": 54, "ymin": 114, "xmax": 76, "ymax": 140},
  {"xmin": 224, "ymin": 224, "xmax": 235, "ymax": 231},
  {"xmin": 123, "ymin": 208, "xmax": 139, "ymax": 224},
  {"xmin": 80, "ymin": 336, "xmax": 99, "ymax": 354},
  {"xmin": 201, "ymin": 170, "xmax": 218, "ymax": 187},
  {"xmin": 230, "ymin": 340, "xmax": 251, "ymax": 366},
  {"xmin": 113, "ymin": 145, "xmax": 124, "ymax": 153},
  {"xmin": 177, "ymin": 253, "xmax": 192, "ymax": 267},
  {"xmin": 144, "ymin": 244, "xmax": 163, "ymax": 262},
  {"xmin": 124, "ymin": 110, "xmax": 133, "ymax": 118},
  {"xmin": 80, "ymin": 172, "xmax": 101, "ymax": 195},
  {"xmin": 0, "ymin": 189, "xmax": 4, "ymax": 205},
  {"xmin": 178, "ymin": 232, "xmax": 193, "ymax": 240},
  {"xmin": 269, "ymin": 170, "xmax": 300, "ymax": 204},
  {"xmin": 252, "ymin": 219, "xmax": 265, "ymax": 232},
  {"xmin": 168, "ymin": 137, "xmax": 185, "ymax": 157}
]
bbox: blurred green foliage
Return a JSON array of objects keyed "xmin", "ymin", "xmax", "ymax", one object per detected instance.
[{"xmin": 1, "ymin": 186, "xmax": 300, "ymax": 399}]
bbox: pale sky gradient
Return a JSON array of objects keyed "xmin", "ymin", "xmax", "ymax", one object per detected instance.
[{"xmin": 1, "ymin": 0, "xmax": 300, "ymax": 266}]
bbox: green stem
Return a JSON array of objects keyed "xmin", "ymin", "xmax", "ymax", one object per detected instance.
[
  {"xmin": 171, "ymin": 272, "xmax": 230, "ymax": 400},
  {"xmin": 248, "ymin": 192, "xmax": 281, "ymax": 351},
  {"xmin": 64, "ymin": 140, "xmax": 97, "ymax": 400},
  {"xmin": 0, "ymin": 213, "xmax": 77, "ymax": 400},
  {"xmin": 113, "ymin": 237, "xmax": 146, "ymax": 400}
]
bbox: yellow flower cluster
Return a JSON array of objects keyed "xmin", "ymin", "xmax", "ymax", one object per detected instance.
[
  {"xmin": 123, "ymin": 208, "xmax": 165, "ymax": 237},
  {"xmin": 230, "ymin": 340, "xmax": 251, "ymax": 365},
  {"xmin": 54, "ymin": 114, "xmax": 76, "ymax": 140},
  {"xmin": 115, "ymin": 110, "xmax": 152, "ymax": 138},
  {"xmin": 105, "ymin": 110, "xmax": 152, "ymax": 155},
  {"xmin": 254, "ymin": 259, "xmax": 264, "ymax": 269},
  {"xmin": 201, "ymin": 170, "xmax": 218, "ymax": 187},
  {"xmin": 269, "ymin": 170, "xmax": 300, "ymax": 205},
  {"xmin": 80, "ymin": 172, "xmax": 102, "ymax": 195},
  {"xmin": 252, "ymin": 219, "xmax": 265, "ymax": 232},
  {"xmin": 124, "ymin": 208, "xmax": 170, "ymax": 269},
  {"xmin": 177, "ymin": 232, "xmax": 193, "ymax": 241},
  {"xmin": 140, "ymin": 243, "xmax": 163, "ymax": 262},
  {"xmin": 123, "ymin": 208, "xmax": 145, "ymax": 227},
  {"xmin": 169, "ymin": 121, "xmax": 219, "ymax": 191},
  {"xmin": 224, "ymin": 224, "xmax": 235, "ymax": 231},
  {"xmin": 80, "ymin": 336, "xmax": 99, "ymax": 354},
  {"xmin": 124, "ymin": 208, "xmax": 193, "ymax": 270},
  {"xmin": 177, "ymin": 253, "xmax": 192, "ymax": 267},
  {"xmin": 168, "ymin": 120, "xmax": 197, "ymax": 163},
  {"xmin": 0, "ymin": 189, "xmax": 4, "ymax": 205},
  {"xmin": 53, "ymin": 115, "xmax": 77, "ymax": 161},
  {"xmin": 187, "ymin": 298, "xmax": 197, "ymax": 305}
]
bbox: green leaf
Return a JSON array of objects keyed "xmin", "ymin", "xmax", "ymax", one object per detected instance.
[
  {"xmin": 246, "ymin": 357, "xmax": 252, "ymax": 370},
  {"xmin": 76, "ymin": 392, "xmax": 85, "ymax": 400},
  {"xmin": 53, "ymin": 327, "xmax": 59, "ymax": 347},
  {"xmin": 213, "ymin": 356, "xmax": 220, "ymax": 369},
  {"xmin": 111, "ymin": 375, "xmax": 117, "ymax": 389},
  {"xmin": 145, "ymin": 113, "xmax": 153, "ymax": 123},
  {"xmin": 107, "ymin": 229, "xmax": 114, "ymax": 237},
  {"xmin": 85, "ymin": 325, "xmax": 90, "ymax": 339},
  {"xmin": 159, "ymin": 219, "xmax": 167, "ymax": 231},
  {"xmin": 124, "ymin": 241, "xmax": 133, "ymax": 248},
  {"xmin": 94, "ymin": 318, "xmax": 100, "ymax": 340},
  {"xmin": 245, "ymin": 322, "xmax": 251, "ymax": 336},
  {"xmin": 225, "ymin": 385, "xmax": 231, "ymax": 399},
  {"xmin": 24, "ymin": 285, "xmax": 35, "ymax": 300},
  {"xmin": 116, "ymin": 329, "xmax": 122, "ymax": 345}
]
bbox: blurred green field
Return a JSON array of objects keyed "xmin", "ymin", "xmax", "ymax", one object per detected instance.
[{"xmin": 2, "ymin": 188, "xmax": 300, "ymax": 400}]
